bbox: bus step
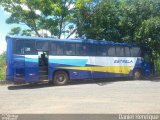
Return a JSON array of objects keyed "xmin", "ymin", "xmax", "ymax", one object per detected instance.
[
  {"xmin": 39, "ymin": 71, "xmax": 48, "ymax": 75},
  {"xmin": 39, "ymin": 66, "xmax": 48, "ymax": 71},
  {"xmin": 39, "ymin": 75, "xmax": 48, "ymax": 80}
]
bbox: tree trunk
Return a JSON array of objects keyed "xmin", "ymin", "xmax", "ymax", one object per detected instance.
[
  {"xmin": 58, "ymin": 16, "xmax": 64, "ymax": 39},
  {"xmin": 66, "ymin": 29, "xmax": 77, "ymax": 39}
]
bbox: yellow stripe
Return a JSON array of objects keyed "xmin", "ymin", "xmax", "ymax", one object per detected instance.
[{"xmin": 58, "ymin": 66, "xmax": 131, "ymax": 74}]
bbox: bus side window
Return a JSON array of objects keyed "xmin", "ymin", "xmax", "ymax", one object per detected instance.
[
  {"xmin": 50, "ymin": 42, "xmax": 56, "ymax": 55},
  {"xmin": 130, "ymin": 47, "xmax": 141, "ymax": 57},
  {"xmin": 65, "ymin": 43, "xmax": 75, "ymax": 56},
  {"xmin": 125, "ymin": 47, "xmax": 131, "ymax": 57},
  {"xmin": 108, "ymin": 46, "xmax": 116, "ymax": 57},
  {"xmin": 36, "ymin": 41, "xmax": 48, "ymax": 51},
  {"xmin": 15, "ymin": 40, "xmax": 24, "ymax": 54},
  {"xmin": 56, "ymin": 42, "xmax": 64, "ymax": 55},
  {"xmin": 88, "ymin": 44, "xmax": 96, "ymax": 56},
  {"xmin": 116, "ymin": 46, "xmax": 125, "ymax": 57},
  {"xmin": 76, "ymin": 44, "xmax": 87, "ymax": 56},
  {"xmin": 76, "ymin": 44, "xmax": 82, "ymax": 56},
  {"xmin": 15, "ymin": 40, "xmax": 36, "ymax": 55},
  {"xmin": 97, "ymin": 45, "xmax": 107, "ymax": 56},
  {"xmin": 24, "ymin": 41, "xmax": 36, "ymax": 55}
]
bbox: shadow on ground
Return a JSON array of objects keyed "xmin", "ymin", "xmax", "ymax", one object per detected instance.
[{"xmin": 7, "ymin": 76, "xmax": 160, "ymax": 90}]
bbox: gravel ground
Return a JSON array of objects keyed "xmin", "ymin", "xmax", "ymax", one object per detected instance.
[{"xmin": 0, "ymin": 78, "xmax": 160, "ymax": 114}]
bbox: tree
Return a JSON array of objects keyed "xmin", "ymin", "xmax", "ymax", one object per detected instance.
[
  {"xmin": 135, "ymin": 16, "xmax": 160, "ymax": 57},
  {"xmin": 0, "ymin": 0, "xmax": 76, "ymax": 38},
  {"xmin": 75, "ymin": 0, "xmax": 160, "ymax": 55},
  {"xmin": 118, "ymin": 0, "xmax": 160, "ymax": 43}
]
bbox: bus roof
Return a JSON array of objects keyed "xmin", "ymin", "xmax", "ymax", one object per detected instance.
[{"xmin": 6, "ymin": 35, "xmax": 139, "ymax": 47}]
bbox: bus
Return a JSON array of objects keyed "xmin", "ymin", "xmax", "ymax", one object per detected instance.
[{"xmin": 6, "ymin": 36, "xmax": 154, "ymax": 85}]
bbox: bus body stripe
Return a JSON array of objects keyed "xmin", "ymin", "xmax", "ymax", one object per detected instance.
[{"xmin": 58, "ymin": 66, "xmax": 131, "ymax": 74}]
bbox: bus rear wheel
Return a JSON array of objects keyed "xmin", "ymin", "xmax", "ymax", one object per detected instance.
[
  {"xmin": 133, "ymin": 69, "xmax": 142, "ymax": 80},
  {"xmin": 53, "ymin": 71, "xmax": 68, "ymax": 86}
]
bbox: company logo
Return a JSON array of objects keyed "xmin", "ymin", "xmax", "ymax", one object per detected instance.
[{"xmin": 114, "ymin": 60, "xmax": 133, "ymax": 63}]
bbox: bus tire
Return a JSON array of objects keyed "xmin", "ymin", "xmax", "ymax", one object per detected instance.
[
  {"xmin": 133, "ymin": 69, "xmax": 142, "ymax": 80},
  {"xmin": 53, "ymin": 71, "xmax": 68, "ymax": 86}
]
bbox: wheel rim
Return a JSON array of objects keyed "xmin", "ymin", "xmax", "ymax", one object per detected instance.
[
  {"xmin": 134, "ymin": 71, "xmax": 141, "ymax": 79},
  {"xmin": 56, "ymin": 74, "xmax": 66, "ymax": 82}
]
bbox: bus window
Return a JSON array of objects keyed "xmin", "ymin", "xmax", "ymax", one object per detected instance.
[
  {"xmin": 36, "ymin": 41, "xmax": 49, "ymax": 51},
  {"xmin": 24, "ymin": 41, "xmax": 36, "ymax": 55},
  {"xmin": 130, "ymin": 47, "xmax": 141, "ymax": 57},
  {"xmin": 76, "ymin": 44, "xmax": 95, "ymax": 56},
  {"xmin": 15, "ymin": 40, "xmax": 36, "ymax": 55},
  {"xmin": 108, "ymin": 46, "xmax": 115, "ymax": 56},
  {"xmin": 116, "ymin": 46, "xmax": 125, "ymax": 57},
  {"xmin": 57, "ymin": 42, "xmax": 64, "ymax": 55},
  {"xmin": 65, "ymin": 43, "xmax": 76, "ymax": 56},
  {"xmin": 15, "ymin": 40, "xmax": 24, "ymax": 54},
  {"xmin": 76, "ymin": 44, "xmax": 87, "ymax": 56},
  {"xmin": 97, "ymin": 45, "xmax": 107, "ymax": 56},
  {"xmin": 88, "ymin": 44, "xmax": 96, "ymax": 56},
  {"xmin": 50, "ymin": 42, "xmax": 56, "ymax": 55},
  {"xmin": 125, "ymin": 47, "xmax": 131, "ymax": 57}
]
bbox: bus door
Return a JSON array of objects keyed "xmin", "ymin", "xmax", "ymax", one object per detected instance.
[
  {"xmin": 36, "ymin": 41, "xmax": 49, "ymax": 81},
  {"xmin": 38, "ymin": 51, "xmax": 49, "ymax": 81},
  {"xmin": 24, "ymin": 40, "xmax": 39, "ymax": 83}
]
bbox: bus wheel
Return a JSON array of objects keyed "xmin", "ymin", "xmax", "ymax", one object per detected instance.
[
  {"xmin": 133, "ymin": 70, "xmax": 142, "ymax": 80},
  {"xmin": 53, "ymin": 71, "xmax": 68, "ymax": 86}
]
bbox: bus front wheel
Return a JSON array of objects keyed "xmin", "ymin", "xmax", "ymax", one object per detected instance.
[
  {"xmin": 133, "ymin": 69, "xmax": 142, "ymax": 80},
  {"xmin": 53, "ymin": 71, "xmax": 68, "ymax": 86}
]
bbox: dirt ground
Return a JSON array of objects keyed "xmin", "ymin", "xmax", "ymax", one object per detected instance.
[{"xmin": 0, "ymin": 78, "xmax": 160, "ymax": 114}]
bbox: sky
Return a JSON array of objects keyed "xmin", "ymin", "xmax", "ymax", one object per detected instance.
[{"xmin": 0, "ymin": 7, "xmax": 28, "ymax": 54}]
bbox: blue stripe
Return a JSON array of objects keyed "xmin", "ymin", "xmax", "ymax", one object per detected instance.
[{"xmin": 49, "ymin": 59, "xmax": 87, "ymax": 66}]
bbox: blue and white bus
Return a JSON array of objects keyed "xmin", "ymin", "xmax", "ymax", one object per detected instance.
[{"xmin": 6, "ymin": 36, "xmax": 154, "ymax": 85}]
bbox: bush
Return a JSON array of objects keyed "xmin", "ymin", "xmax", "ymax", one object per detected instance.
[
  {"xmin": 157, "ymin": 60, "xmax": 160, "ymax": 73},
  {"xmin": 0, "ymin": 52, "xmax": 6, "ymax": 80}
]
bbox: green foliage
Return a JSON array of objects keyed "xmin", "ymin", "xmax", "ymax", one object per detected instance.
[
  {"xmin": 9, "ymin": 27, "xmax": 32, "ymax": 36},
  {"xmin": 75, "ymin": 0, "xmax": 160, "ymax": 55},
  {"xmin": 135, "ymin": 16, "xmax": 160, "ymax": 57},
  {"xmin": 158, "ymin": 61, "xmax": 160, "ymax": 73},
  {"xmin": 1, "ymin": 0, "xmax": 160, "ymax": 56},
  {"xmin": 155, "ymin": 58, "xmax": 160, "ymax": 73},
  {"xmin": 1, "ymin": 0, "xmax": 76, "ymax": 38},
  {"xmin": 9, "ymin": 27, "xmax": 21, "ymax": 35},
  {"xmin": 0, "ymin": 52, "xmax": 6, "ymax": 80}
]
